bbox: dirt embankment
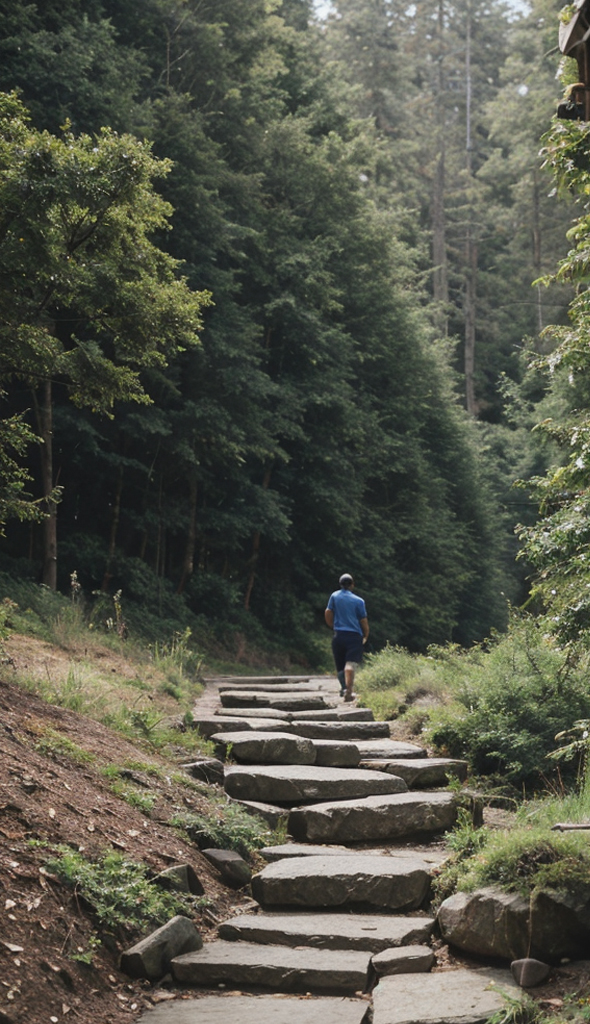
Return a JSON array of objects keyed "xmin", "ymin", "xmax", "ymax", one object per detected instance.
[{"xmin": 0, "ymin": 643, "xmax": 252, "ymax": 1024}]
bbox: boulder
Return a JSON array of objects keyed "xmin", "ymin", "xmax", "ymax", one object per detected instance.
[
  {"xmin": 201, "ymin": 849, "xmax": 252, "ymax": 888},
  {"xmin": 288, "ymin": 791, "xmax": 457, "ymax": 843},
  {"xmin": 153, "ymin": 864, "xmax": 204, "ymax": 895},
  {"xmin": 211, "ymin": 730, "xmax": 316, "ymax": 765},
  {"xmin": 438, "ymin": 886, "xmax": 590, "ymax": 962},
  {"xmin": 224, "ymin": 764, "xmax": 407, "ymax": 805},
  {"xmin": 511, "ymin": 958, "xmax": 551, "ymax": 988},
  {"xmin": 179, "ymin": 759, "xmax": 225, "ymax": 785},
  {"xmin": 120, "ymin": 915, "xmax": 202, "ymax": 980}
]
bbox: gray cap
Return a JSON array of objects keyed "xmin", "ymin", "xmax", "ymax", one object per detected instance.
[{"xmin": 339, "ymin": 573, "xmax": 354, "ymax": 587}]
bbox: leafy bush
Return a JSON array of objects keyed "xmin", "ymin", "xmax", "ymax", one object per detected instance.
[
  {"xmin": 44, "ymin": 848, "xmax": 202, "ymax": 931},
  {"xmin": 173, "ymin": 801, "xmax": 277, "ymax": 860}
]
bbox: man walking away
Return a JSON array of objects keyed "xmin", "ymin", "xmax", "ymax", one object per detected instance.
[{"xmin": 325, "ymin": 574, "xmax": 369, "ymax": 702}]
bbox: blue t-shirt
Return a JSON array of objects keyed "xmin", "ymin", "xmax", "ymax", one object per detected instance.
[{"xmin": 327, "ymin": 588, "xmax": 367, "ymax": 634}]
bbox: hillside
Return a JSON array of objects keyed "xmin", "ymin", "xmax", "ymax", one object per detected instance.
[{"xmin": 0, "ymin": 633, "xmax": 256, "ymax": 1024}]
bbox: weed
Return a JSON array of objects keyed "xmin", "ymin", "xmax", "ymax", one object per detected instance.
[
  {"xmin": 70, "ymin": 932, "xmax": 101, "ymax": 965},
  {"xmin": 44, "ymin": 847, "xmax": 202, "ymax": 931},
  {"xmin": 172, "ymin": 802, "xmax": 275, "ymax": 860},
  {"xmin": 34, "ymin": 727, "xmax": 95, "ymax": 766},
  {"xmin": 108, "ymin": 780, "xmax": 157, "ymax": 815},
  {"xmin": 486, "ymin": 989, "xmax": 542, "ymax": 1024}
]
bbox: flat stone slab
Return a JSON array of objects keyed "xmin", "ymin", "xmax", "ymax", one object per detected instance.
[
  {"xmin": 193, "ymin": 716, "xmax": 291, "ymax": 738},
  {"xmin": 218, "ymin": 682, "xmax": 325, "ymax": 692},
  {"xmin": 227, "ymin": 797, "xmax": 288, "ymax": 828},
  {"xmin": 291, "ymin": 709, "xmax": 375, "ymax": 721},
  {"xmin": 359, "ymin": 758, "xmax": 468, "ymax": 787},
  {"xmin": 251, "ymin": 853, "xmax": 439, "ymax": 911},
  {"xmin": 219, "ymin": 911, "xmax": 435, "ymax": 951},
  {"xmin": 288, "ymin": 791, "xmax": 457, "ymax": 843},
  {"xmin": 372, "ymin": 968, "xmax": 520, "ymax": 1024},
  {"xmin": 171, "ymin": 940, "xmax": 370, "ymax": 993},
  {"xmin": 205, "ymin": 676, "xmax": 310, "ymax": 686},
  {"xmin": 260, "ymin": 843, "xmax": 358, "ymax": 860},
  {"xmin": 212, "ymin": 731, "xmax": 316, "ymax": 765},
  {"xmin": 224, "ymin": 764, "xmax": 408, "ymax": 804},
  {"xmin": 354, "ymin": 740, "xmax": 427, "ymax": 759},
  {"xmin": 220, "ymin": 691, "xmax": 337, "ymax": 712},
  {"xmin": 136, "ymin": 995, "xmax": 367, "ymax": 1024},
  {"xmin": 215, "ymin": 707, "xmax": 291, "ymax": 719},
  {"xmin": 312, "ymin": 739, "xmax": 361, "ymax": 767},
  {"xmin": 371, "ymin": 944, "xmax": 435, "ymax": 976},
  {"xmin": 290, "ymin": 721, "xmax": 390, "ymax": 740}
]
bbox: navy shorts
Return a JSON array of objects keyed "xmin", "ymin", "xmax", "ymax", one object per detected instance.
[{"xmin": 332, "ymin": 630, "xmax": 364, "ymax": 672}]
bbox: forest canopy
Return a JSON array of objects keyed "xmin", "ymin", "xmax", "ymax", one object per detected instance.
[{"xmin": 0, "ymin": 0, "xmax": 576, "ymax": 659}]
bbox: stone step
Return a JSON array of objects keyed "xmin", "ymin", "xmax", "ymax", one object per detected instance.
[
  {"xmin": 260, "ymin": 843, "xmax": 360, "ymax": 860},
  {"xmin": 371, "ymin": 967, "xmax": 519, "ymax": 1024},
  {"xmin": 212, "ymin": 730, "xmax": 316, "ymax": 765},
  {"xmin": 215, "ymin": 706, "xmax": 291, "ymax": 719},
  {"xmin": 251, "ymin": 852, "xmax": 444, "ymax": 911},
  {"xmin": 213, "ymin": 730, "xmax": 361, "ymax": 768},
  {"xmin": 218, "ymin": 682, "xmax": 327, "ymax": 692},
  {"xmin": 204, "ymin": 676, "xmax": 311, "ymax": 686},
  {"xmin": 220, "ymin": 691, "xmax": 337, "ymax": 712},
  {"xmin": 289, "ymin": 721, "xmax": 390, "ymax": 740},
  {"xmin": 218, "ymin": 911, "xmax": 435, "ymax": 951},
  {"xmin": 290, "ymin": 708, "xmax": 374, "ymax": 721},
  {"xmin": 136, "ymin": 995, "xmax": 367, "ymax": 1024},
  {"xmin": 171, "ymin": 940, "xmax": 371, "ymax": 993},
  {"xmin": 224, "ymin": 764, "xmax": 408, "ymax": 804},
  {"xmin": 360, "ymin": 757, "xmax": 468, "ymax": 787},
  {"xmin": 354, "ymin": 739, "xmax": 427, "ymax": 759},
  {"xmin": 288, "ymin": 791, "xmax": 457, "ymax": 843},
  {"xmin": 192, "ymin": 716, "xmax": 290, "ymax": 739}
]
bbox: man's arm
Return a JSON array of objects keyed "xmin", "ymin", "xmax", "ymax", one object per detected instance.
[
  {"xmin": 360, "ymin": 616, "xmax": 369, "ymax": 642},
  {"xmin": 325, "ymin": 608, "xmax": 334, "ymax": 628}
]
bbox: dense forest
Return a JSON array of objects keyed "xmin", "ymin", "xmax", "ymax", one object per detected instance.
[{"xmin": 0, "ymin": 0, "xmax": 580, "ymax": 660}]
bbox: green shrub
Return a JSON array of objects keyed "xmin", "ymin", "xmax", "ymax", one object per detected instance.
[
  {"xmin": 173, "ymin": 802, "xmax": 277, "ymax": 860},
  {"xmin": 44, "ymin": 847, "xmax": 203, "ymax": 931}
]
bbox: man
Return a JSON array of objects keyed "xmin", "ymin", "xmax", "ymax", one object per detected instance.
[{"xmin": 325, "ymin": 573, "xmax": 369, "ymax": 702}]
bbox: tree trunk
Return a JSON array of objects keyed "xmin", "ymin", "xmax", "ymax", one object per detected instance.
[
  {"xmin": 464, "ymin": 0, "xmax": 477, "ymax": 415},
  {"xmin": 36, "ymin": 379, "xmax": 58, "ymax": 590},
  {"xmin": 532, "ymin": 167, "xmax": 543, "ymax": 336},
  {"xmin": 102, "ymin": 462, "xmax": 124, "ymax": 592},
  {"xmin": 432, "ymin": 0, "xmax": 448, "ymax": 314},
  {"xmin": 244, "ymin": 467, "xmax": 272, "ymax": 611},
  {"xmin": 177, "ymin": 475, "xmax": 198, "ymax": 594}
]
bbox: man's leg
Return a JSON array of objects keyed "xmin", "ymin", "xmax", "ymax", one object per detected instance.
[
  {"xmin": 344, "ymin": 660, "xmax": 358, "ymax": 701},
  {"xmin": 337, "ymin": 670, "xmax": 346, "ymax": 695}
]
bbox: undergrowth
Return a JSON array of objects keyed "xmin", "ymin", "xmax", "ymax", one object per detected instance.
[{"xmin": 172, "ymin": 801, "xmax": 281, "ymax": 860}]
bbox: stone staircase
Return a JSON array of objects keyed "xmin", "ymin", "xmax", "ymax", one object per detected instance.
[{"xmin": 137, "ymin": 675, "xmax": 520, "ymax": 1024}]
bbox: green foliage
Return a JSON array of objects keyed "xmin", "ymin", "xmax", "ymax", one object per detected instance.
[
  {"xmin": 485, "ymin": 990, "xmax": 543, "ymax": 1024},
  {"xmin": 44, "ymin": 847, "xmax": 201, "ymax": 931},
  {"xmin": 173, "ymin": 802, "xmax": 277, "ymax": 860},
  {"xmin": 107, "ymin": 780, "xmax": 156, "ymax": 816},
  {"xmin": 34, "ymin": 727, "xmax": 96, "ymax": 765}
]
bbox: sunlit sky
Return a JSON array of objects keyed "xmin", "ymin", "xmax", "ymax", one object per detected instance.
[{"xmin": 313, "ymin": 0, "xmax": 531, "ymax": 18}]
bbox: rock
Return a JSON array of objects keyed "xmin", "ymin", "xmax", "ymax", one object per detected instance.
[
  {"xmin": 312, "ymin": 739, "xmax": 361, "ymax": 767},
  {"xmin": 370, "ymin": 943, "xmax": 435, "ymax": 977},
  {"xmin": 218, "ymin": 911, "xmax": 435, "ymax": 951},
  {"xmin": 218, "ymin": 682, "xmax": 323, "ymax": 692},
  {"xmin": 179, "ymin": 759, "xmax": 225, "ymax": 785},
  {"xmin": 134, "ymin": 995, "xmax": 367, "ymax": 1024},
  {"xmin": 288, "ymin": 791, "xmax": 457, "ymax": 843},
  {"xmin": 171, "ymin": 940, "xmax": 370, "ymax": 993},
  {"xmin": 372, "ymin": 967, "xmax": 520, "ymax": 1024},
  {"xmin": 260, "ymin": 843, "xmax": 355, "ymax": 860},
  {"xmin": 354, "ymin": 739, "xmax": 427, "ymax": 759},
  {"xmin": 205, "ymin": 675, "xmax": 310, "ymax": 686},
  {"xmin": 211, "ymin": 730, "xmax": 316, "ymax": 765},
  {"xmin": 191, "ymin": 716, "xmax": 291, "ymax": 738},
  {"xmin": 438, "ymin": 886, "xmax": 590, "ymax": 962},
  {"xmin": 226, "ymin": 797, "xmax": 289, "ymax": 829},
  {"xmin": 201, "ymin": 849, "xmax": 252, "ymax": 888},
  {"xmin": 359, "ymin": 757, "xmax": 467, "ymax": 787},
  {"xmin": 219, "ymin": 691, "xmax": 336, "ymax": 712},
  {"xmin": 511, "ymin": 958, "xmax": 551, "ymax": 987},
  {"xmin": 290, "ymin": 708, "xmax": 375, "ymax": 721},
  {"xmin": 120, "ymin": 915, "xmax": 202, "ymax": 981},
  {"xmin": 153, "ymin": 864, "xmax": 204, "ymax": 895},
  {"xmin": 224, "ymin": 764, "xmax": 408, "ymax": 804},
  {"xmin": 215, "ymin": 707, "xmax": 291, "ymax": 719},
  {"xmin": 289, "ymin": 721, "xmax": 390, "ymax": 740},
  {"xmin": 251, "ymin": 852, "xmax": 440, "ymax": 911}
]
